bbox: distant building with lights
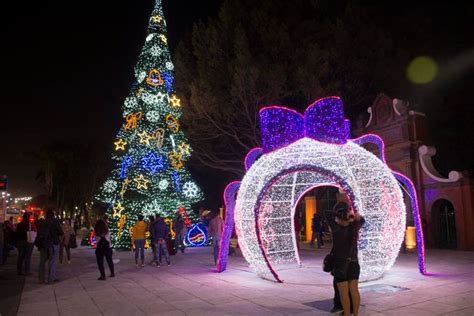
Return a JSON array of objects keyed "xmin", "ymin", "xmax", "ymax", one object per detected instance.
[{"xmin": 353, "ymin": 93, "xmax": 474, "ymax": 250}]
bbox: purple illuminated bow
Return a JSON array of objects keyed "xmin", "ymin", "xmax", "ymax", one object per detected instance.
[{"xmin": 259, "ymin": 96, "xmax": 351, "ymax": 153}]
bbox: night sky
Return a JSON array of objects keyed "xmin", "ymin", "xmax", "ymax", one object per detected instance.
[
  {"xmin": 1, "ymin": 0, "xmax": 473, "ymax": 198},
  {"xmin": 1, "ymin": 0, "xmax": 222, "ymax": 196}
]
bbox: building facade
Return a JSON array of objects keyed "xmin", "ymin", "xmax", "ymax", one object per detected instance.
[{"xmin": 353, "ymin": 93, "xmax": 474, "ymax": 250}]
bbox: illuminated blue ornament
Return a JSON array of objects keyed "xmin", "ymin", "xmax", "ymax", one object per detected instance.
[
  {"xmin": 172, "ymin": 171, "xmax": 180, "ymax": 192},
  {"xmin": 185, "ymin": 224, "xmax": 207, "ymax": 247},
  {"xmin": 141, "ymin": 152, "xmax": 164, "ymax": 174},
  {"xmin": 162, "ymin": 72, "xmax": 174, "ymax": 94},
  {"xmin": 120, "ymin": 156, "xmax": 133, "ymax": 179}
]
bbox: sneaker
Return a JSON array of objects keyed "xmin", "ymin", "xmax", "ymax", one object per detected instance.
[
  {"xmin": 329, "ymin": 306, "xmax": 343, "ymax": 313},
  {"xmin": 110, "ymin": 273, "xmax": 115, "ymax": 278},
  {"xmin": 167, "ymin": 262, "xmax": 171, "ymax": 266},
  {"xmin": 141, "ymin": 263, "xmax": 145, "ymax": 267},
  {"xmin": 98, "ymin": 276, "xmax": 106, "ymax": 281},
  {"xmin": 135, "ymin": 263, "xmax": 139, "ymax": 268}
]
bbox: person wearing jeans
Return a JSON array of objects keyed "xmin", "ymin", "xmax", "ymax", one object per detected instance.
[
  {"xmin": 43, "ymin": 209, "xmax": 63, "ymax": 283},
  {"xmin": 132, "ymin": 215, "xmax": 147, "ymax": 267},
  {"xmin": 148, "ymin": 215, "xmax": 157, "ymax": 264},
  {"xmin": 151, "ymin": 215, "xmax": 170, "ymax": 266},
  {"xmin": 15, "ymin": 212, "xmax": 36, "ymax": 275},
  {"xmin": 208, "ymin": 211, "xmax": 224, "ymax": 265}
]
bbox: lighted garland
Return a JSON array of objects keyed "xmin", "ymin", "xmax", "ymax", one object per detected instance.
[
  {"xmin": 96, "ymin": 0, "xmax": 202, "ymax": 249},
  {"xmin": 218, "ymin": 97, "xmax": 425, "ymax": 282}
]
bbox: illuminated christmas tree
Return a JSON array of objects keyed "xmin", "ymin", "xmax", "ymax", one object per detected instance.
[{"xmin": 97, "ymin": 0, "xmax": 202, "ymax": 249}]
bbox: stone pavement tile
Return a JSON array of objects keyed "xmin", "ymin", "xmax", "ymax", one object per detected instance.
[
  {"xmin": 17, "ymin": 301, "xmax": 58, "ymax": 314},
  {"xmin": 272, "ymin": 286, "xmax": 332, "ymax": 303},
  {"xmin": 248, "ymin": 295, "xmax": 315, "ymax": 315},
  {"xmin": 445, "ymin": 306, "xmax": 474, "ymax": 316},
  {"xmin": 410, "ymin": 300, "xmax": 461, "ymax": 314},
  {"xmin": 17, "ymin": 310, "xmax": 59, "ymax": 316},
  {"xmin": 380, "ymin": 306, "xmax": 438, "ymax": 316},
  {"xmin": 57, "ymin": 304, "xmax": 102, "ymax": 316},
  {"xmin": 169, "ymin": 297, "xmax": 214, "ymax": 310},
  {"xmin": 366, "ymin": 295, "xmax": 416, "ymax": 312},
  {"xmin": 212, "ymin": 301, "xmax": 284, "ymax": 316},
  {"xmin": 433, "ymin": 291, "xmax": 474, "ymax": 309},
  {"xmin": 140, "ymin": 301, "xmax": 181, "ymax": 315},
  {"xmin": 98, "ymin": 303, "xmax": 146, "ymax": 316},
  {"xmin": 202, "ymin": 295, "xmax": 244, "ymax": 306},
  {"xmin": 157, "ymin": 290, "xmax": 200, "ymax": 303},
  {"xmin": 442, "ymin": 283, "xmax": 474, "ymax": 295},
  {"xmin": 21, "ymin": 290, "xmax": 56, "ymax": 304},
  {"xmin": 227, "ymin": 287, "xmax": 271, "ymax": 300}
]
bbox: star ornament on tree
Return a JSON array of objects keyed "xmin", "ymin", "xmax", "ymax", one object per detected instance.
[
  {"xmin": 178, "ymin": 142, "xmax": 191, "ymax": 156},
  {"xmin": 114, "ymin": 139, "xmax": 127, "ymax": 151},
  {"xmin": 169, "ymin": 94, "xmax": 181, "ymax": 107},
  {"xmin": 112, "ymin": 202, "xmax": 125, "ymax": 218},
  {"xmin": 141, "ymin": 152, "xmax": 164, "ymax": 174},
  {"xmin": 169, "ymin": 151, "xmax": 184, "ymax": 171},
  {"xmin": 134, "ymin": 174, "xmax": 150, "ymax": 190},
  {"xmin": 138, "ymin": 131, "xmax": 154, "ymax": 145},
  {"xmin": 151, "ymin": 15, "xmax": 162, "ymax": 23}
]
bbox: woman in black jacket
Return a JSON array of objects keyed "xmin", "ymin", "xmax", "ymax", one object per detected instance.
[
  {"xmin": 94, "ymin": 219, "xmax": 115, "ymax": 280},
  {"xmin": 328, "ymin": 202, "xmax": 365, "ymax": 316}
]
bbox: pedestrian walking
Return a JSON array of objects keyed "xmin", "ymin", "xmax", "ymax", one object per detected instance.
[
  {"xmin": 326, "ymin": 202, "xmax": 364, "ymax": 316},
  {"xmin": 15, "ymin": 212, "xmax": 36, "ymax": 275},
  {"xmin": 151, "ymin": 215, "xmax": 170, "ymax": 266},
  {"xmin": 60, "ymin": 219, "xmax": 74, "ymax": 264},
  {"xmin": 132, "ymin": 215, "xmax": 147, "ymax": 267},
  {"xmin": 148, "ymin": 215, "xmax": 157, "ymax": 265},
  {"xmin": 310, "ymin": 213, "xmax": 324, "ymax": 248},
  {"xmin": 2, "ymin": 220, "xmax": 14, "ymax": 264},
  {"xmin": 36, "ymin": 209, "xmax": 63, "ymax": 284},
  {"xmin": 173, "ymin": 214, "xmax": 187, "ymax": 254},
  {"xmin": 94, "ymin": 219, "xmax": 115, "ymax": 280},
  {"xmin": 208, "ymin": 211, "xmax": 224, "ymax": 265}
]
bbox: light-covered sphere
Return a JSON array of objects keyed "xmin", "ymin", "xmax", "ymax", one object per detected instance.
[
  {"xmin": 165, "ymin": 62, "xmax": 174, "ymax": 71},
  {"xmin": 234, "ymin": 137, "xmax": 406, "ymax": 282},
  {"xmin": 159, "ymin": 179, "xmax": 169, "ymax": 190}
]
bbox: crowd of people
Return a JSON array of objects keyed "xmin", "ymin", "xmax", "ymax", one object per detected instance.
[
  {"xmin": 89, "ymin": 210, "xmax": 225, "ymax": 281},
  {"xmin": 0, "ymin": 209, "xmax": 77, "ymax": 283},
  {"xmin": 1, "ymin": 202, "xmax": 362, "ymax": 315}
]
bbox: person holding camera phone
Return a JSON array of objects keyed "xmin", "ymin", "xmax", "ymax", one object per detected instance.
[{"xmin": 326, "ymin": 201, "xmax": 365, "ymax": 316}]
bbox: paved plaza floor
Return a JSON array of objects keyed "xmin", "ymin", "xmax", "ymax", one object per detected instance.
[{"xmin": 3, "ymin": 243, "xmax": 474, "ymax": 315}]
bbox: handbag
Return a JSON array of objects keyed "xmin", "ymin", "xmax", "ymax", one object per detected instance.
[
  {"xmin": 27, "ymin": 222, "xmax": 37, "ymax": 244},
  {"xmin": 323, "ymin": 252, "xmax": 334, "ymax": 272}
]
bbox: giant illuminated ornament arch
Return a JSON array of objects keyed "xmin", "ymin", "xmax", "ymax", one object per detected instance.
[{"xmin": 217, "ymin": 96, "xmax": 426, "ymax": 282}]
